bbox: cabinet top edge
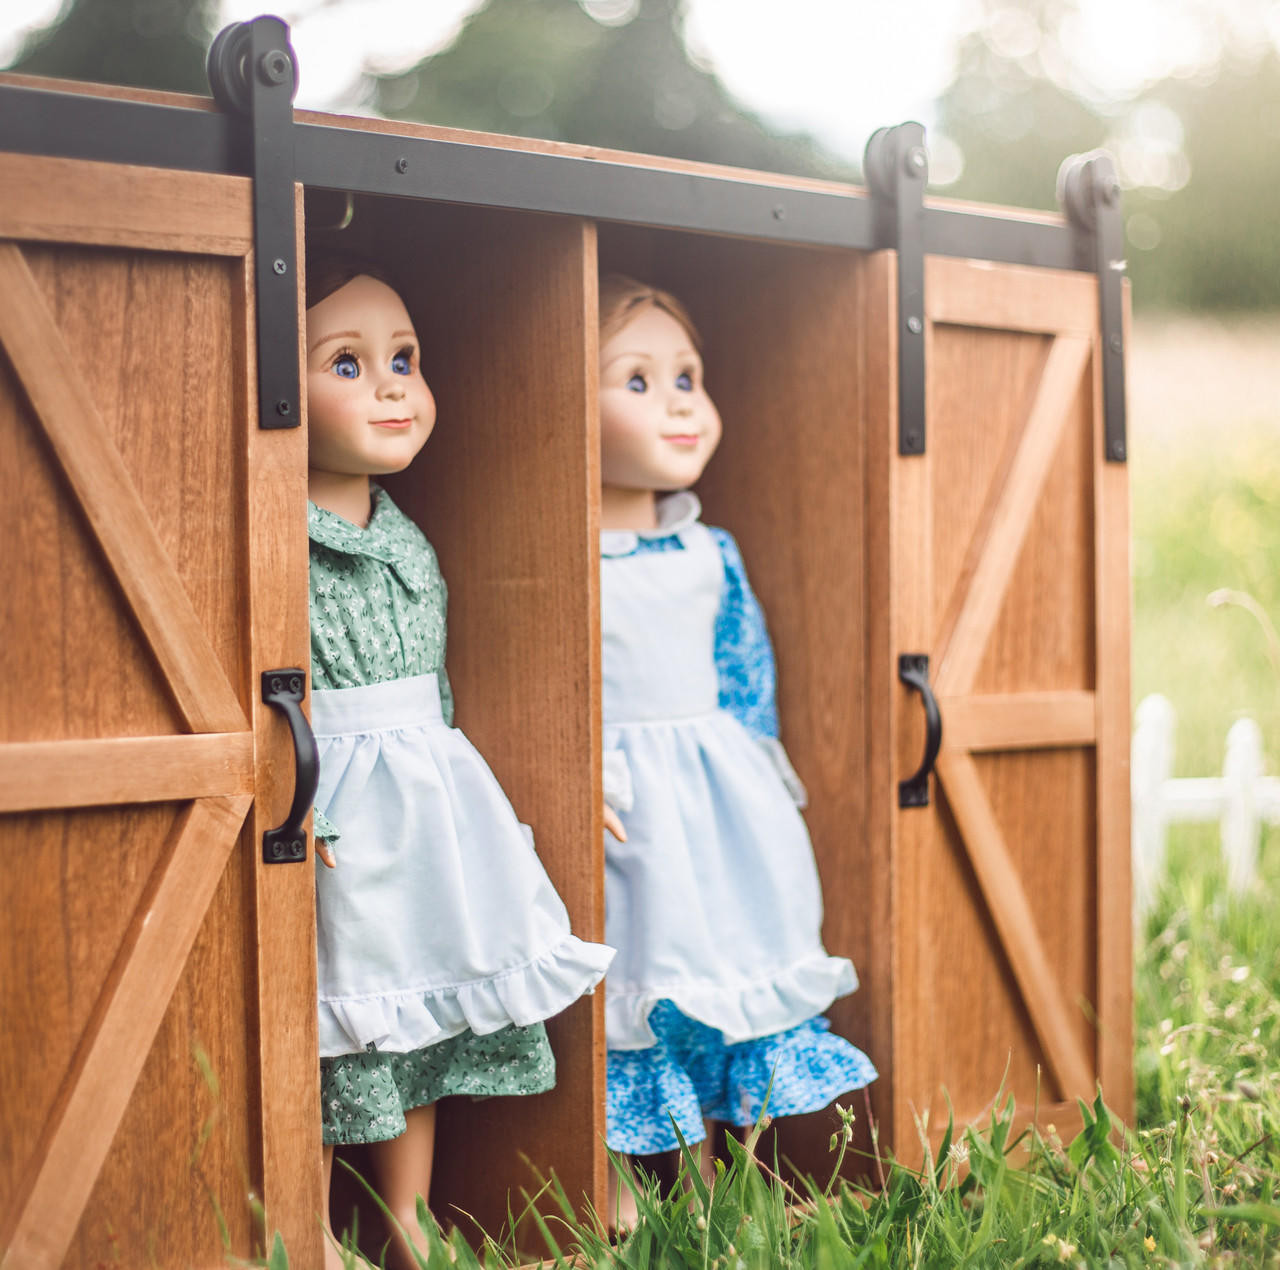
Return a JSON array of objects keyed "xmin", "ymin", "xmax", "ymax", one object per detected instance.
[{"xmin": 0, "ymin": 71, "xmax": 1072, "ymax": 234}]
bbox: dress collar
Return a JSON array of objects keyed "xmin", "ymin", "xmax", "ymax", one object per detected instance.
[
  {"xmin": 600, "ymin": 490, "xmax": 702, "ymax": 558},
  {"xmin": 308, "ymin": 484, "xmax": 434, "ymax": 594}
]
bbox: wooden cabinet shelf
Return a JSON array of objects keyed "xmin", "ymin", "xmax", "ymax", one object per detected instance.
[{"xmin": 0, "ymin": 79, "xmax": 1130, "ymax": 1269}]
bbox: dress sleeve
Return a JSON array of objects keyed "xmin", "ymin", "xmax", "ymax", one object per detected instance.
[
  {"xmin": 709, "ymin": 527, "xmax": 779, "ymax": 740},
  {"xmin": 313, "ymin": 805, "xmax": 340, "ymax": 845},
  {"xmin": 710, "ymin": 528, "xmax": 808, "ymax": 808},
  {"xmin": 439, "ymin": 665, "xmax": 455, "ymax": 728}
]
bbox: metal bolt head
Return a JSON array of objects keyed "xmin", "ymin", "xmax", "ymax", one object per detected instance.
[
  {"xmin": 1101, "ymin": 179, "xmax": 1120, "ymax": 207},
  {"xmin": 906, "ymin": 315, "xmax": 923, "ymax": 335},
  {"xmin": 272, "ymin": 257, "xmax": 287, "ymax": 275},
  {"xmin": 258, "ymin": 49, "xmax": 290, "ymax": 86},
  {"xmin": 904, "ymin": 145, "xmax": 927, "ymax": 178},
  {"xmin": 395, "ymin": 157, "xmax": 409, "ymax": 174},
  {"xmin": 1108, "ymin": 333, "xmax": 1122, "ymax": 354},
  {"xmin": 276, "ymin": 399, "xmax": 292, "ymax": 416}
]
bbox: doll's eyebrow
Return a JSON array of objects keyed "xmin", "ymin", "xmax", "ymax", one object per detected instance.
[
  {"xmin": 308, "ymin": 329, "xmax": 418, "ymax": 354},
  {"xmin": 309, "ymin": 329, "xmax": 361, "ymax": 353},
  {"xmin": 602, "ymin": 347, "xmax": 698, "ymax": 370}
]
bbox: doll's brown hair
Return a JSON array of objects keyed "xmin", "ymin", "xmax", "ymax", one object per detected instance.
[
  {"xmin": 304, "ymin": 249, "xmax": 399, "ymax": 310},
  {"xmin": 598, "ymin": 274, "xmax": 703, "ymax": 350}
]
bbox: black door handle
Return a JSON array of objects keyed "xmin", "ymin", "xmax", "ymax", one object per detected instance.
[
  {"xmin": 261, "ymin": 668, "xmax": 318, "ymax": 863},
  {"xmin": 898, "ymin": 654, "xmax": 942, "ymax": 808}
]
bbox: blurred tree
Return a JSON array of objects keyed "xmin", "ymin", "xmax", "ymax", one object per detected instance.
[
  {"xmin": 934, "ymin": 0, "xmax": 1280, "ymax": 311},
  {"xmin": 370, "ymin": 0, "xmax": 852, "ymax": 180},
  {"xmin": 934, "ymin": 0, "xmax": 1107, "ymax": 211},
  {"xmin": 1125, "ymin": 51, "xmax": 1280, "ymax": 311},
  {"xmin": 8, "ymin": 0, "xmax": 217, "ymax": 93}
]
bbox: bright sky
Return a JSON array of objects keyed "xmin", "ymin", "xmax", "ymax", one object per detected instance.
[{"xmin": 2, "ymin": 0, "xmax": 1276, "ymax": 169}]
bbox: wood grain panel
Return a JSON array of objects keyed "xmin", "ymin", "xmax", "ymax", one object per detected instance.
[
  {"xmin": 974, "ymin": 362, "xmax": 1095, "ymax": 697},
  {"xmin": 977, "ymin": 747, "xmax": 1097, "ymax": 1073},
  {"xmin": 925, "ymin": 257, "xmax": 1097, "ymax": 335},
  {"xmin": 859, "ymin": 250, "xmax": 899, "ymax": 1156},
  {"xmin": 0, "ymin": 733, "xmax": 255, "ymax": 811},
  {"xmin": 928, "ymin": 328, "xmax": 1051, "ymax": 665},
  {"xmin": 2, "ymin": 794, "xmax": 251, "ymax": 1270},
  {"xmin": 0, "ymin": 243, "xmax": 247, "ymax": 735},
  {"xmin": 0, "ymin": 805, "xmax": 181, "ymax": 1231},
  {"xmin": 248, "ymin": 187, "xmax": 323, "ymax": 1264},
  {"xmin": 935, "ymin": 752, "xmax": 1093, "ymax": 1100},
  {"xmin": 0, "ymin": 153, "xmax": 252, "ymax": 255},
  {"xmin": 941, "ymin": 691, "xmax": 1096, "ymax": 752},
  {"xmin": 936, "ymin": 334, "xmax": 1090, "ymax": 696},
  {"xmin": 71, "ymin": 814, "xmax": 259, "ymax": 1266},
  {"xmin": 0, "ymin": 293, "xmax": 181, "ymax": 744},
  {"xmin": 906, "ymin": 781, "xmax": 1046, "ymax": 1125},
  {"xmin": 14, "ymin": 243, "xmax": 250, "ymax": 743}
]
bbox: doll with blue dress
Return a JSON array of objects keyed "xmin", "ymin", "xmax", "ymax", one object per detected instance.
[
  {"xmin": 597, "ymin": 274, "xmax": 876, "ymax": 1177},
  {"xmin": 304, "ymin": 254, "xmax": 613, "ymax": 1268}
]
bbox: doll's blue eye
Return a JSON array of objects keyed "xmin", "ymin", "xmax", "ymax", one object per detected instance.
[
  {"xmin": 676, "ymin": 371, "xmax": 693, "ymax": 391},
  {"xmin": 391, "ymin": 349, "xmax": 413, "ymax": 375},
  {"xmin": 332, "ymin": 353, "xmax": 359, "ymax": 379},
  {"xmin": 626, "ymin": 373, "xmax": 647, "ymax": 393}
]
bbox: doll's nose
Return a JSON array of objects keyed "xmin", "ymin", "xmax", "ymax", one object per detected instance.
[{"xmin": 378, "ymin": 376, "xmax": 406, "ymax": 399}]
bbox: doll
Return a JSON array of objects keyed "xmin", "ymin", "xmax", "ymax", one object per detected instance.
[
  {"xmin": 304, "ymin": 254, "xmax": 613, "ymax": 1269},
  {"xmin": 597, "ymin": 274, "xmax": 876, "ymax": 1173}
]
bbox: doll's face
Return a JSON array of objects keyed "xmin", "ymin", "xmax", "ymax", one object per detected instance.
[
  {"xmin": 599, "ymin": 305, "xmax": 721, "ymax": 494},
  {"xmin": 305, "ymin": 274, "xmax": 436, "ymax": 479}
]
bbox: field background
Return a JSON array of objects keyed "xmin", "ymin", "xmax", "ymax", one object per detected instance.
[{"xmin": 1130, "ymin": 314, "xmax": 1280, "ymax": 780}]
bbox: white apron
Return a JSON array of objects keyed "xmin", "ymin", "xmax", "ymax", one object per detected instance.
[
  {"xmin": 312, "ymin": 672, "xmax": 613, "ymax": 1058},
  {"xmin": 601, "ymin": 521, "xmax": 855, "ymax": 1050}
]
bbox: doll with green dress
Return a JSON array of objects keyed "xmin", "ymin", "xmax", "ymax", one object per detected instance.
[{"xmin": 303, "ymin": 254, "xmax": 613, "ymax": 1268}]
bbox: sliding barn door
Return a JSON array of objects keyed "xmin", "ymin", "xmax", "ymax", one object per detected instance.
[
  {"xmin": 0, "ymin": 154, "xmax": 317, "ymax": 1269},
  {"xmin": 880, "ymin": 253, "xmax": 1131, "ymax": 1149}
]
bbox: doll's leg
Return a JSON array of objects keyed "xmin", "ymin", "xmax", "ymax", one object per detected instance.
[
  {"xmin": 630, "ymin": 1147, "xmax": 683, "ymax": 1192},
  {"xmin": 321, "ymin": 1145, "xmax": 350, "ymax": 1270},
  {"xmin": 367, "ymin": 1102, "xmax": 437, "ymax": 1270},
  {"xmin": 607, "ymin": 1155, "xmax": 639, "ymax": 1231}
]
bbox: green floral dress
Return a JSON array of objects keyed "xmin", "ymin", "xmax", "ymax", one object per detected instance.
[{"xmin": 310, "ymin": 485, "xmax": 555, "ymax": 1146}]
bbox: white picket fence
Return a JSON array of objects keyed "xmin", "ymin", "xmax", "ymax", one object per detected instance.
[{"xmin": 1131, "ymin": 693, "xmax": 1280, "ymax": 915}]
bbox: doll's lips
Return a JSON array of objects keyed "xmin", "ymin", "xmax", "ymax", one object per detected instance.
[
  {"xmin": 371, "ymin": 418, "xmax": 413, "ymax": 429},
  {"xmin": 662, "ymin": 433, "xmax": 700, "ymax": 446}
]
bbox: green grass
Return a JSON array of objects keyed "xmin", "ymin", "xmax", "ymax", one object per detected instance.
[{"xmin": 270, "ymin": 828, "xmax": 1279, "ymax": 1267}]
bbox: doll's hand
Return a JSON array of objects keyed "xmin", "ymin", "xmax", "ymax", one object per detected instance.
[
  {"xmin": 603, "ymin": 804, "xmax": 628, "ymax": 842},
  {"xmin": 316, "ymin": 838, "xmax": 337, "ymax": 868}
]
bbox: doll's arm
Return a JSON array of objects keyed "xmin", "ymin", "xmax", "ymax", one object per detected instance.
[
  {"xmin": 710, "ymin": 528, "xmax": 808, "ymax": 808},
  {"xmin": 601, "ymin": 750, "xmax": 631, "ymax": 841},
  {"xmin": 313, "ymin": 806, "xmax": 339, "ymax": 868}
]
